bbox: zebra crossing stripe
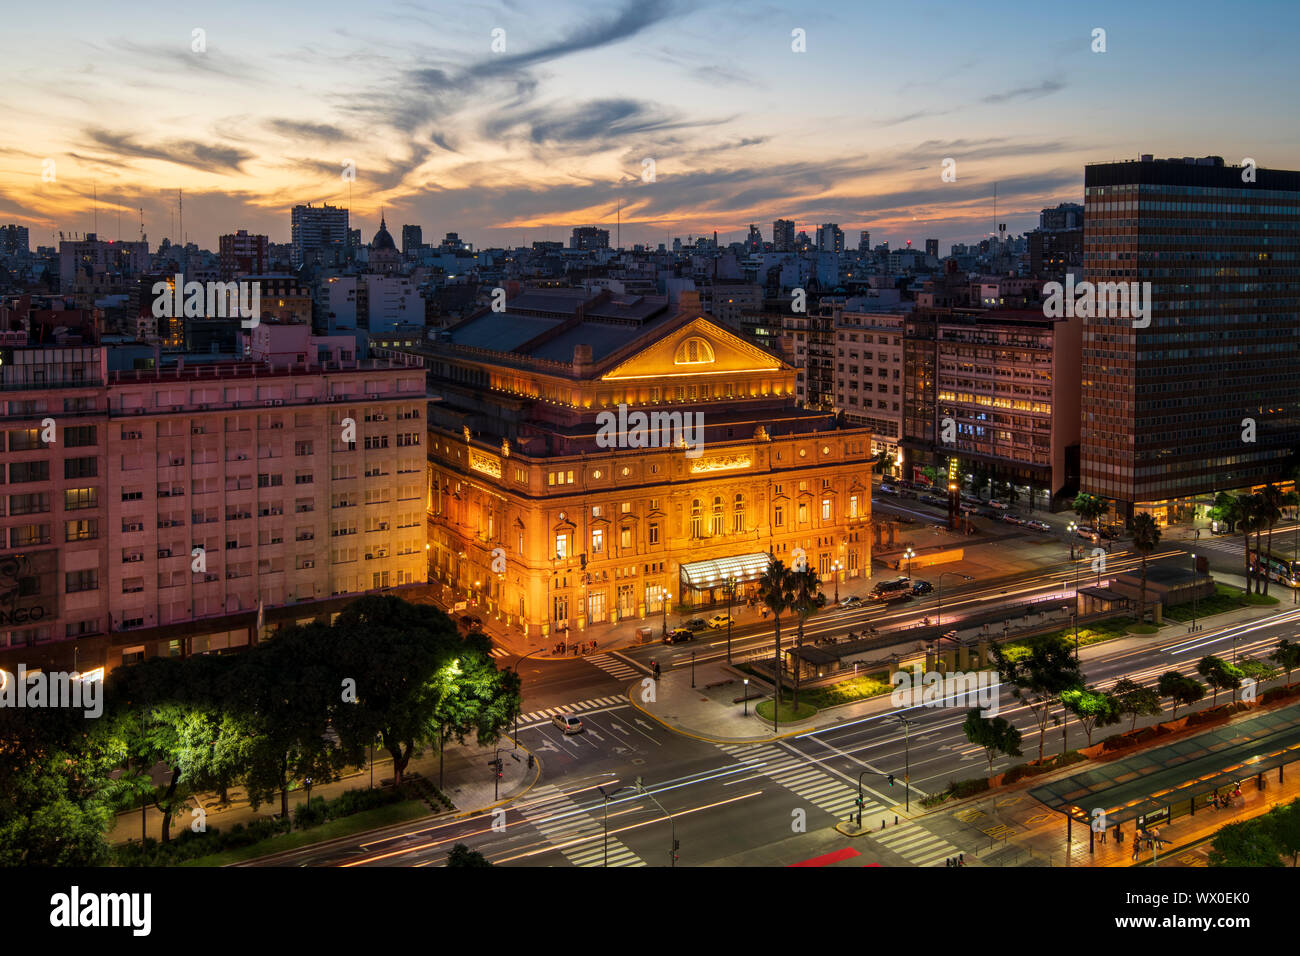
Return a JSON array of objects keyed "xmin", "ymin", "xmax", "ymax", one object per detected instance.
[
  {"xmin": 715, "ymin": 743, "xmax": 886, "ymax": 820},
  {"xmin": 585, "ymin": 653, "xmax": 640, "ymax": 680},
  {"xmin": 874, "ymin": 824, "xmax": 962, "ymax": 867},
  {"xmin": 516, "ymin": 696, "xmax": 631, "ymax": 725},
  {"xmin": 520, "ymin": 785, "xmax": 645, "ymax": 867}
]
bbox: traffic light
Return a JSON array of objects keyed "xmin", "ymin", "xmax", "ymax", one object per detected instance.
[
  {"xmin": 855, "ymin": 796, "xmax": 864, "ymax": 807},
  {"xmin": 886, "ymin": 774, "xmax": 895, "ymax": 786}
]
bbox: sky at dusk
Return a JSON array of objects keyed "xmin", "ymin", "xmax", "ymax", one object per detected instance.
[{"xmin": 3, "ymin": 0, "xmax": 1299, "ymax": 253}]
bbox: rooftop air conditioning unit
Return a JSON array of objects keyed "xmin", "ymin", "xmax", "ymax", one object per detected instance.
[{"xmin": 272, "ymin": 399, "xmax": 284, "ymax": 406}]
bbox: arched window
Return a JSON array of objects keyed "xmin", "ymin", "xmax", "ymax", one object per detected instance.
[
  {"xmin": 674, "ymin": 337, "xmax": 716, "ymax": 365},
  {"xmin": 711, "ymin": 495, "xmax": 724, "ymax": 536},
  {"xmin": 733, "ymin": 493, "xmax": 745, "ymax": 533},
  {"xmin": 690, "ymin": 499, "xmax": 703, "ymax": 539}
]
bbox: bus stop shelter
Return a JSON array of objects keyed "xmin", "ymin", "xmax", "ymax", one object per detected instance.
[{"xmin": 1028, "ymin": 703, "xmax": 1300, "ymax": 853}]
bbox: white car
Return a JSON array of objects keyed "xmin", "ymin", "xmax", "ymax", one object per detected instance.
[
  {"xmin": 707, "ymin": 613, "xmax": 734, "ymax": 629},
  {"xmin": 551, "ymin": 714, "xmax": 584, "ymax": 735},
  {"xmin": 839, "ymin": 595, "xmax": 864, "ymax": 608}
]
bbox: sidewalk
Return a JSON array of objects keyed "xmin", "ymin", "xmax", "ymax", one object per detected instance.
[{"xmin": 107, "ymin": 735, "xmax": 539, "ymax": 846}]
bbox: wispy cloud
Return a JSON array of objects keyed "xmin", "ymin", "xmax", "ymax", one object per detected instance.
[
  {"xmin": 981, "ymin": 79, "xmax": 1066, "ymax": 104},
  {"xmin": 81, "ymin": 129, "xmax": 254, "ymax": 175}
]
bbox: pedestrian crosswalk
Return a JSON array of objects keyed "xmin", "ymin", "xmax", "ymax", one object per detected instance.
[
  {"xmin": 515, "ymin": 695, "xmax": 627, "ymax": 725},
  {"xmin": 715, "ymin": 742, "xmax": 880, "ymax": 822},
  {"xmin": 489, "ymin": 647, "xmax": 509, "ymax": 658},
  {"xmin": 872, "ymin": 821, "xmax": 963, "ymax": 867},
  {"xmin": 586, "ymin": 652, "xmax": 642, "ymax": 682},
  {"xmin": 519, "ymin": 784, "xmax": 645, "ymax": 867}
]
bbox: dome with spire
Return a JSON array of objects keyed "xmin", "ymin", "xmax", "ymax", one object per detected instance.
[{"xmin": 372, "ymin": 215, "xmax": 397, "ymax": 252}]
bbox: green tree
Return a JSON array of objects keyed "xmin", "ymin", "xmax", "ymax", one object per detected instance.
[
  {"xmin": 758, "ymin": 556, "xmax": 797, "ymax": 719},
  {"xmin": 0, "ymin": 705, "xmax": 123, "ymax": 866},
  {"xmin": 1222, "ymin": 494, "xmax": 1264, "ymax": 594},
  {"xmin": 1197, "ymin": 655, "xmax": 1243, "ymax": 707},
  {"xmin": 1157, "ymin": 670, "xmax": 1205, "ymax": 718},
  {"xmin": 1111, "ymin": 677, "xmax": 1162, "ymax": 731},
  {"xmin": 1208, "ymin": 820, "xmax": 1284, "ymax": 867},
  {"xmin": 789, "ymin": 565, "xmax": 826, "ymax": 709},
  {"xmin": 238, "ymin": 623, "xmax": 349, "ymax": 818},
  {"xmin": 1270, "ymin": 639, "xmax": 1300, "ymax": 687},
  {"xmin": 1259, "ymin": 484, "xmax": 1298, "ymax": 597},
  {"xmin": 328, "ymin": 595, "xmax": 462, "ymax": 786},
  {"xmin": 991, "ymin": 635, "xmax": 1082, "ymax": 763},
  {"xmin": 1263, "ymin": 799, "xmax": 1300, "ymax": 867},
  {"xmin": 446, "ymin": 843, "xmax": 492, "ymax": 867},
  {"xmin": 961, "ymin": 708, "xmax": 1022, "ymax": 775},
  {"xmin": 1131, "ymin": 513, "xmax": 1161, "ymax": 625},
  {"xmin": 1073, "ymin": 493, "xmax": 1108, "ymax": 533},
  {"xmin": 1059, "ymin": 687, "xmax": 1122, "ymax": 747}
]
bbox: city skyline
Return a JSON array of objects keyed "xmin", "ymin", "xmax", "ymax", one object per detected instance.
[{"xmin": 4, "ymin": 0, "xmax": 1300, "ymax": 251}]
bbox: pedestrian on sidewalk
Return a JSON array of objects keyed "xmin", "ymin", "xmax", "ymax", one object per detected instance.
[
  {"xmin": 958, "ymin": 853, "xmax": 964, "ymax": 866},
  {"xmin": 1131, "ymin": 835, "xmax": 1140, "ymax": 861},
  {"xmin": 1099, "ymin": 827, "xmax": 1106, "ymax": 844}
]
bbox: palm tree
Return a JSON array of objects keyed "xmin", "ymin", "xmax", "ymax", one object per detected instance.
[
  {"xmin": 1223, "ymin": 494, "xmax": 1262, "ymax": 595},
  {"xmin": 757, "ymin": 556, "xmax": 796, "ymax": 722},
  {"xmin": 1131, "ymin": 513, "xmax": 1161, "ymax": 626},
  {"xmin": 789, "ymin": 566, "xmax": 826, "ymax": 709},
  {"xmin": 1259, "ymin": 484, "xmax": 1298, "ymax": 597}
]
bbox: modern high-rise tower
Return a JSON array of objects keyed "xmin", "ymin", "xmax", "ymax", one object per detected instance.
[{"xmin": 1079, "ymin": 155, "xmax": 1300, "ymax": 525}]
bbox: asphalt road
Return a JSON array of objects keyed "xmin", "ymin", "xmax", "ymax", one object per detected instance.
[{"xmin": 273, "ymin": 515, "xmax": 1300, "ymax": 868}]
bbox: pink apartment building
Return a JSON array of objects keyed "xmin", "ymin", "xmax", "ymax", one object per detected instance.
[{"xmin": 0, "ymin": 323, "xmax": 428, "ymax": 676}]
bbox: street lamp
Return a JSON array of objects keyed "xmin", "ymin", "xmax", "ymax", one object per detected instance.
[
  {"xmin": 661, "ymin": 589, "xmax": 672, "ymax": 636},
  {"xmin": 510, "ymin": 648, "xmax": 543, "ymax": 748},
  {"xmin": 935, "ymin": 571, "xmax": 974, "ymax": 629},
  {"xmin": 1190, "ymin": 553, "xmax": 1200, "ymax": 633},
  {"xmin": 903, "ymin": 546, "xmax": 916, "ymax": 581},
  {"xmin": 597, "ymin": 782, "xmax": 626, "ymax": 868},
  {"xmin": 634, "ymin": 777, "xmax": 678, "ymax": 867},
  {"xmin": 893, "ymin": 715, "xmax": 914, "ymax": 812},
  {"xmin": 743, "ymin": 678, "xmax": 750, "ymax": 716},
  {"xmin": 830, "ymin": 560, "xmax": 842, "ymax": 603},
  {"xmin": 724, "ymin": 575, "xmax": 737, "ymax": 663},
  {"xmin": 1067, "ymin": 521, "xmax": 1078, "ymax": 561}
]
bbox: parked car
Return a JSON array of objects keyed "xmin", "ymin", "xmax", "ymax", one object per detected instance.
[
  {"xmin": 683, "ymin": 617, "xmax": 708, "ymax": 632},
  {"xmin": 664, "ymin": 627, "xmax": 694, "ymax": 644},
  {"xmin": 959, "ymin": 503, "xmax": 979, "ymax": 515},
  {"xmin": 989, "ymin": 500, "xmax": 1009, "ymax": 510},
  {"xmin": 921, "ymin": 494, "xmax": 948, "ymax": 507},
  {"xmin": 1024, "ymin": 519, "xmax": 1051, "ymax": 532},
  {"xmin": 869, "ymin": 579, "xmax": 913, "ymax": 602},
  {"xmin": 707, "ymin": 613, "xmax": 734, "ymax": 629},
  {"xmin": 1077, "ymin": 526, "xmax": 1098, "ymax": 540},
  {"xmin": 910, "ymin": 580, "xmax": 934, "ymax": 596},
  {"xmin": 879, "ymin": 484, "xmax": 898, "ymax": 495},
  {"xmin": 840, "ymin": 595, "xmax": 864, "ymax": 608},
  {"xmin": 552, "ymin": 714, "xmax": 584, "ymax": 734},
  {"xmin": 960, "ymin": 494, "xmax": 982, "ymax": 505},
  {"xmin": 977, "ymin": 507, "xmax": 1000, "ymax": 519},
  {"xmin": 458, "ymin": 615, "xmax": 483, "ymax": 630},
  {"xmin": 1001, "ymin": 512, "xmax": 1025, "ymax": 525}
]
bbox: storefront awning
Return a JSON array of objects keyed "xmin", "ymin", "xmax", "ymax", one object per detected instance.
[{"xmin": 679, "ymin": 552, "xmax": 772, "ymax": 590}]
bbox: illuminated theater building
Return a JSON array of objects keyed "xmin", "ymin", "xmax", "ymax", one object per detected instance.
[{"xmin": 414, "ymin": 289, "xmax": 873, "ymax": 639}]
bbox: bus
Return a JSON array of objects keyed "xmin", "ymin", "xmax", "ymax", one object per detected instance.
[{"xmin": 1247, "ymin": 543, "xmax": 1300, "ymax": 589}]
